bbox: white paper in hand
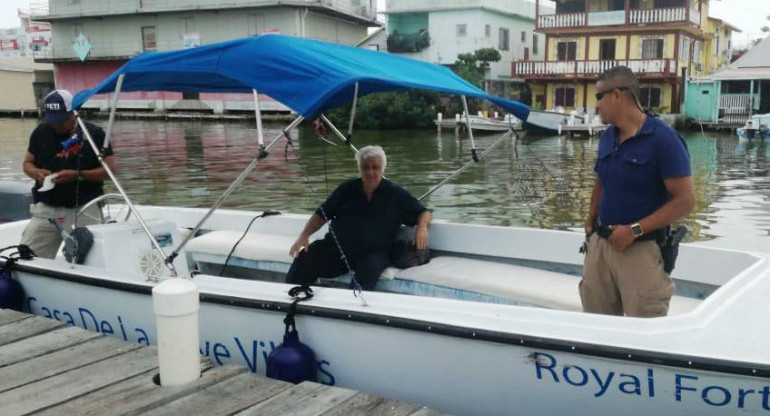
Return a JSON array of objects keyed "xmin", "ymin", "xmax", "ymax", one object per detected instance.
[{"xmin": 38, "ymin": 174, "xmax": 56, "ymax": 192}]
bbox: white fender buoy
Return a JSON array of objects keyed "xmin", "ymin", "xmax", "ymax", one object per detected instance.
[{"xmin": 152, "ymin": 278, "xmax": 200, "ymax": 386}]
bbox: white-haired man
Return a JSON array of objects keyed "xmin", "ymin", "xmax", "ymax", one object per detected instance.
[{"xmin": 287, "ymin": 145, "xmax": 432, "ymax": 290}]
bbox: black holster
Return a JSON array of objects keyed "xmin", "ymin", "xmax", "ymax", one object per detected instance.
[{"xmin": 658, "ymin": 225, "xmax": 687, "ymax": 274}]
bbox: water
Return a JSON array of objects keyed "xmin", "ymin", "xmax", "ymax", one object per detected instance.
[{"xmin": 2, "ymin": 117, "xmax": 769, "ymax": 250}]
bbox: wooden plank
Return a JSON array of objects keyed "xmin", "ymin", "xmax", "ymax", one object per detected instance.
[
  {"xmin": 0, "ymin": 346, "xmax": 159, "ymax": 416},
  {"xmin": 320, "ymin": 392, "xmax": 423, "ymax": 416},
  {"xmin": 0, "ymin": 335, "xmax": 142, "ymax": 393},
  {"xmin": 236, "ymin": 381, "xmax": 358, "ymax": 416},
  {"xmin": 0, "ymin": 308, "xmax": 30, "ymax": 326},
  {"xmin": 142, "ymin": 371, "xmax": 292, "ymax": 416},
  {"xmin": 0, "ymin": 315, "xmax": 65, "ymax": 346},
  {"xmin": 34, "ymin": 364, "xmax": 246, "ymax": 416},
  {"xmin": 0, "ymin": 325, "xmax": 102, "ymax": 368}
]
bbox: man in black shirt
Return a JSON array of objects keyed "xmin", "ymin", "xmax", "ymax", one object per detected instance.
[
  {"xmin": 20, "ymin": 89, "xmax": 117, "ymax": 259},
  {"xmin": 286, "ymin": 145, "xmax": 432, "ymax": 290}
]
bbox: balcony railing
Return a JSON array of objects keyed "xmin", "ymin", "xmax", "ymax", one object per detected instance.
[
  {"xmin": 512, "ymin": 59, "xmax": 677, "ymax": 78},
  {"xmin": 538, "ymin": 12, "xmax": 585, "ymax": 29},
  {"xmin": 538, "ymin": 7, "xmax": 700, "ymax": 29},
  {"xmin": 629, "ymin": 7, "xmax": 684, "ymax": 24}
]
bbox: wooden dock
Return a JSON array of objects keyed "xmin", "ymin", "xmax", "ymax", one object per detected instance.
[
  {"xmin": 0, "ymin": 308, "xmax": 451, "ymax": 416},
  {"xmin": 558, "ymin": 124, "xmax": 608, "ymax": 138}
]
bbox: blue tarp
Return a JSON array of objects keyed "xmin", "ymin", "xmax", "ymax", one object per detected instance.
[{"xmin": 73, "ymin": 34, "xmax": 529, "ymax": 121}]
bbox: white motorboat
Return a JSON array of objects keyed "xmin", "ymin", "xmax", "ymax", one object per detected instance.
[
  {"xmin": 2, "ymin": 35, "xmax": 770, "ymax": 416},
  {"xmin": 525, "ymin": 109, "xmax": 584, "ymax": 134},
  {"xmin": 737, "ymin": 113, "xmax": 770, "ymax": 140}
]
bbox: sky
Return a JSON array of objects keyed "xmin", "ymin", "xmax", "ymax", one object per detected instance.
[{"xmin": 0, "ymin": 0, "xmax": 766, "ymax": 48}]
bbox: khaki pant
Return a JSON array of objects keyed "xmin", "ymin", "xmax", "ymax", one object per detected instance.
[
  {"xmin": 20, "ymin": 202, "xmax": 103, "ymax": 259},
  {"xmin": 580, "ymin": 233, "xmax": 674, "ymax": 317}
]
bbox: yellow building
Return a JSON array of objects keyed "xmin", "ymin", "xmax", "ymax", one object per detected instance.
[{"xmin": 512, "ymin": 0, "xmax": 738, "ymax": 114}]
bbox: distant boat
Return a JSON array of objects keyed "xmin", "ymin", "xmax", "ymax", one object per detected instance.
[
  {"xmin": 524, "ymin": 109, "xmax": 583, "ymax": 134},
  {"xmin": 434, "ymin": 114, "xmax": 522, "ymax": 133},
  {"xmin": 736, "ymin": 113, "xmax": 770, "ymax": 140}
]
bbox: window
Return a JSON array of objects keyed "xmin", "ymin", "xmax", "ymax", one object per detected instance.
[
  {"xmin": 680, "ymin": 36, "xmax": 690, "ymax": 61},
  {"xmin": 141, "ymin": 26, "xmax": 157, "ymax": 51},
  {"xmin": 499, "ymin": 28, "xmax": 510, "ymax": 50},
  {"xmin": 521, "ymin": 31, "xmax": 526, "ymax": 42},
  {"xmin": 555, "ymin": 87, "xmax": 576, "ymax": 107},
  {"xmin": 533, "ymin": 34, "xmax": 539, "ymax": 54},
  {"xmin": 456, "ymin": 24, "xmax": 467, "ymax": 37},
  {"xmin": 556, "ymin": 41, "xmax": 577, "ymax": 61},
  {"xmin": 639, "ymin": 87, "xmax": 661, "ymax": 108},
  {"xmin": 641, "ymin": 38, "xmax": 664, "ymax": 59},
  {"xmin": 485, "ymin": 24, "xmax": 491, "ymax": 38}
]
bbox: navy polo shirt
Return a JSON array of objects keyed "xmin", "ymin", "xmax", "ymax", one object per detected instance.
[
  {"xmin": 316, "ymin": 178, "xmax": 427, "ymax": 255},
  {"xmin": 595, "ymin": 114, "xmax": 691, "ymax": 225}
]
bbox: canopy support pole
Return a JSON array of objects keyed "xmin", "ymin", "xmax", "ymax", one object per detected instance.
[
  {"xmin": 346, "ymin": 82, "xmax": 359, "ymax": 144},
  {"xmin": 253, "ymin": 89, "xmax": 268, "ymax": 159},
  {"xmin": 461, "ymin": 95, "xmax": 479, "ymax": 162},
  {"xmin": 103, "ymin": 73, "xmax": 125, "ymax": 151},
  {"xmin": 418, "ymin": 130, "xmax": 515, "ymax": 202},
  {"xmin": 166, "ymin": 115, "xmax": 305, "ymax": 267},
  {"xmin": 75, "ymin": 113, "xmax": 178, "ymax": 277},
  {"xmin": 321, "ymin": 114, "xmax": 358, "ymax": 153}
]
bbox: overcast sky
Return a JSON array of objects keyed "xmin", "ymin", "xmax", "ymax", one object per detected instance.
[{"xmin": 1, "ymin": 0, "xmax": 766, "ymax": 48}]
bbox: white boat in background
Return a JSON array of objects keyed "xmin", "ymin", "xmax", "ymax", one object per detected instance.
[
  {"xmin": 737, "ymin": 113, "xmax": 770, "ymax": 140},
  {"xmin": 524, "ymin": 109, "xmax": 583, "ymax": 134},
  {"xmin": 3, "ymin": 35, "xmax": 770, "ymax": 416},
  {"xmin": 433, "ymin": 113, "xmax": 522, "ymax": 132}
]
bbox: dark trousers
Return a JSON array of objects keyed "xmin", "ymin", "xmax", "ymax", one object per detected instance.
[{"xmin": 285, "ymin": 238, "xmax": 388, "ymax": 291}]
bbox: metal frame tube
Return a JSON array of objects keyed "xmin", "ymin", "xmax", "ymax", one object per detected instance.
[
  {"xmin": 168, "ymin": 115, "xmax": 305, "ymax": 262},
  {"xmin": 347, "ymin": 82, "xmax": 359, "ymax": 138},
  {"xmin": 75, "ymin": 114, "xmax": 179, "ymax": 277},
  {"xmin": 320, "ymin": 114, "xmax": 358, "ymax": 153},
  {"xmin": 103, "ymin": 73, "xmax": 125, "ymax": 151},
  {"xmin": 461, "ymin": 95, "xmax": 479, "ymax": 162},
  {"xmin": 253, "ymin": 89, "xmax": 265, "ymax": 147},
  {"xmin": 418, "ymin": 130, "xmax": 514, "ymax": 201}
]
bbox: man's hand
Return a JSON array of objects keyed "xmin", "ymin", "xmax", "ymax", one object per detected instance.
[
  {"xmin": 608, "ymin": 225, "xmax": 635, "ymax": 252},
  {"xmin": 33, "ymin": 168, "xmax": 52, "ymax": 183},
  {"xmin": 290, "ymin": 235, "xmax": 310, "ymax": 258},
  {"xmin": 584, "ymin": 218, "xmax": 594, "ymax": 237},
  {"xmin": 414, "ymin": 225, "xmax": 429, "ymax": 250},
  {"xmin": 52, "ymin": 169, "xmax": 79, "ymax": 184}
]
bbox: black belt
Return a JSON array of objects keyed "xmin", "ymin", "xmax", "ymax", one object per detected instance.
[{"xmin": 595, "ymin": 223, "xmax": 663, "ymax": 242}]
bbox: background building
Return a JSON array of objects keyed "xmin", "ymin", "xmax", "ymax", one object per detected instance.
[
  {"xmin": 511, "ymin": 0, "xmax": 737, "ymax": 115},
  {"xmin": 384, "ymin": 0, "xmax": 545, "ymax": 100},
  {"xmin": 0, "ymin": 57, "xmax": 53, "ymax": 115},
  {"xmin": 30, "ymin": 0, "xmax": 381, "ymax": 113}
]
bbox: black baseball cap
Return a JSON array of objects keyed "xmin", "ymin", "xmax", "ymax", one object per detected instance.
[{"xmin": 43, "ymin": 89, "xmax": 74, "ymax": 125}]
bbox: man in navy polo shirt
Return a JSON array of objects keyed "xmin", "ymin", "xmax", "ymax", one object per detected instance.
[
  {"xmin": 20, "ymin": 89, "xmax": 116, "ymax": 259},
  {"xmin": 580, "ymin": 67, "xmax": 695, "ymax": 317},
  {"xmin": 286, "ymin": 145, "xmax": 432, "ymax": 291}
]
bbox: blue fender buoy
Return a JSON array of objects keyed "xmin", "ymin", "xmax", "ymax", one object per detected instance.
[
  {"xmin": 0, "ymin": 268, "xmax": 24, "ymax": 311},
  {"xmin": 266, "ymin": 329, "xmax": 317, "ymax": 384}
]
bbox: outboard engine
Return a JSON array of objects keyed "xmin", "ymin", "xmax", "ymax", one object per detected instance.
[{"xmin": 0, "ymin": 181, "xmax": 32, "ymax": 223}]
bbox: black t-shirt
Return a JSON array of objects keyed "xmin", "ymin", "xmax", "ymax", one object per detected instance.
[
  {"xmin": 28, "ymin": 121, "xmax": 113, "ymax": 208},
  {"xmin": 316, "ymin": 178, "xmax": 427, "ymax": 255}
]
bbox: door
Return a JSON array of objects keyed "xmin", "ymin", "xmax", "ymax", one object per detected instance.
[{"xmin": 599, "ymin": 39, "xmax": 616, "ymax": 61}]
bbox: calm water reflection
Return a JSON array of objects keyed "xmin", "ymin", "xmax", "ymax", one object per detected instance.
[{"xmin": 1, "ymin": 118, "xmax": 769, "ymax": 250}]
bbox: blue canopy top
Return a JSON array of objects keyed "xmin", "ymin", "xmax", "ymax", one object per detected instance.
[{"xmin": 73, "ymin": 34, "xmax": 529, "ymax": 121}]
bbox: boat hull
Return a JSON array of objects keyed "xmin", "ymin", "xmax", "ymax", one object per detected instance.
[
  {"xmin": 13, "ymin": 267, "xmax": 770, "ymax": 416},
  {"xmin": 737, "ymin": 128, "xmax": 770, "ymax": 140}
]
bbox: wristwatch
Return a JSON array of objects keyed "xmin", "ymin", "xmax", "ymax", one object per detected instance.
[{"xmin": 631, "ymin": 223, "xmax": 644, "ymax": 238}]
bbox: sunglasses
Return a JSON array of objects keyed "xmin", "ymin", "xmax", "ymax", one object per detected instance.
[{"xmin": 595, "ymin": 86, "xmax": 629, "ymax": 102}]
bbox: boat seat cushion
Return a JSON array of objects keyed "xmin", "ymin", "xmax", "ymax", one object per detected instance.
[
  {"xmin": 186, "ymin": 230, "xmax": 400, "ymax": 280},
  {"xmin": 395, "ymin": 256, "xmax": 701, "ymax": 315}
]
